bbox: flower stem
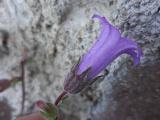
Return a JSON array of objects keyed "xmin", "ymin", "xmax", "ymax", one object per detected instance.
[
  {"xmin": 20, "ymin": 59, "xmax": 26, "ymax": 115},
  {"xmin": 54, "ymin": 91, "xmax": 67, "ymax": 106}
]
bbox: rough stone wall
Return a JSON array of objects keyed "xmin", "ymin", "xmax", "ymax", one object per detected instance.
[{"xmin": 0, "ymin": 0, "xmax": 160, "ymax": 120}]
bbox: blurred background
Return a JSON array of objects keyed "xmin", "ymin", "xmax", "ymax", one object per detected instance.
[{"xmin": 0, "ymin": 0, "xmax": 160, "ymax": 120}]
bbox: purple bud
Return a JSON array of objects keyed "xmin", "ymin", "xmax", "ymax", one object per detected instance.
[
  {"xmin": 36, "ymin": 100, "xmax": 46, "ymax": 110},
  {"xmin": 0, "ymin": 79, "xmax": 11, "ymax": 92},
  {"xmin": 64, "ymin": 14, "xmax": 142, "ymax": 94}
]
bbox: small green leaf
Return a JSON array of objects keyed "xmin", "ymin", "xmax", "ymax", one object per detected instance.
[
  {"xmin": 39, "ymin": 102, "xmax": 58, "ymax": 120},
  {"xmin": 11, "ymin": 79, "xmax": 21, "ymax": 87},
  {"xmin": 27, "ymin": 58, "xmax": 33, "ymax": 64}
]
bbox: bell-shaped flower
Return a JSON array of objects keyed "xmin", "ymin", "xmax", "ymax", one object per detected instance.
[{"xmin": 64, "ymin": 14, "xmax": 142, "ymax": 94}]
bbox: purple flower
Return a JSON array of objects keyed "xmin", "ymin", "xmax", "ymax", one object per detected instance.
[
  {"xmin": 0, "ymin": 79, "xmax": 11, "ymax": 92},
  {"xmin": 64, "ymin": 14, "xmax": 142, "ymax": 94}
]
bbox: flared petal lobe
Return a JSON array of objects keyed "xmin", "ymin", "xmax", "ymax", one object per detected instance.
[{"xmin": 115, "ymin": 38, "xmax": 142, "ymax": 65}]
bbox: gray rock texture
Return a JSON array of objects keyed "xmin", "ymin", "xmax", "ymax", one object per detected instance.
[{"xmin": 0, "ymin": 0, "xmax": 160, "ymax": 120}]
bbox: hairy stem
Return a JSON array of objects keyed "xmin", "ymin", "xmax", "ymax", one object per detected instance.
[
  {"xmin": 20, "ymin": 60, "xmax": 26, "ymax": 115},
  {"xmin": 54, "ymin": 91, "xmax": 67, "ymax": 120},
  {"xmin": 54, "ymin": 91, "xmax": 67, "ymax": 106}
]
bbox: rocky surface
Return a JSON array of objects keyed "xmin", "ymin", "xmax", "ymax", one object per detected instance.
[{"xmin": 0, "ymin": 0, "xmax": 160, "ymax": 120}]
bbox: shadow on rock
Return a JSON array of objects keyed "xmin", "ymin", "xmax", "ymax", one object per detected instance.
[
  {"xmin": 91, "ymin": 62, "xmax": 160, "ymax": 120},
  {"xmin": 0, "ymin": 99, "xmax": 12, "ymax": 120}
]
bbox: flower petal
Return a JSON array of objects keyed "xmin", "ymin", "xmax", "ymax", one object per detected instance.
[
  {"xmin": 87, "ymin": 37, "xmax": 142, "ymax": 79},
  {"xmin": 112, "ymin": 37, "xmax": 142, "ymax": 65},
  {"xmin": 125, "ymin": 48, "xmax": 142, "ymax": 65},
  {"xmin": 92, "ymin": 14, "xmax": 109, "ymax": 25},
  {"xmin": 78, "ymin": 15, "xmax": 121, "ymax": 77},
  {"xmin": 84, "ymin": 15, "xmax": 111, "ymax": 59}
]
